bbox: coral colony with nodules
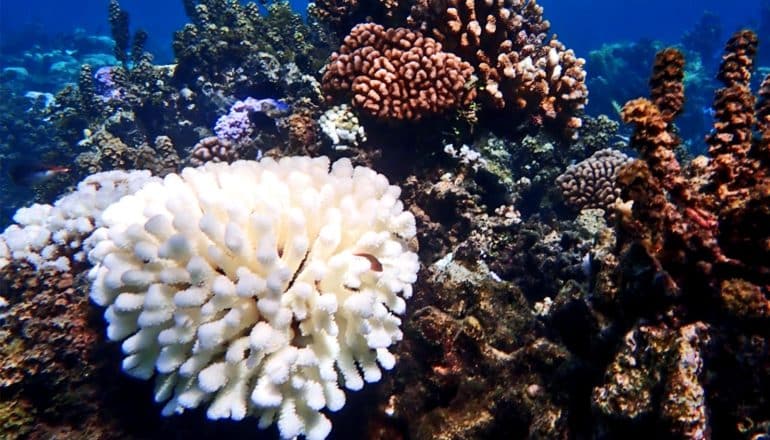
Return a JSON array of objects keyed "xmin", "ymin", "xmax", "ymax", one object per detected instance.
[{"xmin": 0, "ymin": 0, "xmax": 769, "ymax": 439}]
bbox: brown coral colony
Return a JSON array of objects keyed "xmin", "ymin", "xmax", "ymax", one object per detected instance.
[
  {"xmin": 322, "ymin": 23, "xmax": 476, "ymax": 121},
  {"xmin": 321, "ymin": 0, "xmax": 588, "ymax": 136}
]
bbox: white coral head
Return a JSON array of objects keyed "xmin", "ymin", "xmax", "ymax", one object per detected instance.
[{"xmin": 88, "ymin": 156, "xmax": 419, "ymax": 439}]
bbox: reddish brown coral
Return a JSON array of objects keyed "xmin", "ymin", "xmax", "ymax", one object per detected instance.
[
  {"xmin": 618, "ymin": 30, "xmax": 769, "ymax": 305},
  {"xmin": 716, "ymin": 30, "xmax": 758, "ymax": 87},
  {"xmin": 322, "ymin": 23, "xmax": 476, "ymax": 121},
  {"xmin": 705, "ymin": 32, "xmax": 761, "ymax": 204},
  {"xmin": 407, "ymin": 0, "xmax": 587, "ymax": 136},
  {"xmin": 608, "ymin": 31, "xmax": 770, "ymax": 438},
  {"xmin": 754, "ymin": 74, "xmax": 770, "ymax": 161},
  {"xmin": 649, "ymin": 48, "xmax": 685, "ymax": 121}
]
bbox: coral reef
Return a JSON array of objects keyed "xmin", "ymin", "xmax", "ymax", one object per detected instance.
[
  {"xmin": 322, "ymin": 23, "xmax": 476, "ymax": 121},
  {"xmin": 0, "ymin": 263, "xmax": 105, "ymax": 440},
  {"xmin": 318, "ymin": 104, "xmax": 367, "ymax": 150},
  {"xmin": 0, "ymin": 169, "xmax": 158, "ymax": 271},
  {"xmin": 8, "ymin": 0, "xmax": 770, "ymax": 439},
  {"xmin": 87, "ymin": 157, "xmax": 418, "ymax": 439},
  {"xmin": 555, "ymin": 148, "xmax": 632, "ymax": 213},
  {"xmin": 172, "ymin": 0, "xmax": 329, "ymax": 91},
  {"xmin": 593, "ymin": 30, "xmax": 770, "ymax": 437},
  {"xmin": 188, "ymin": 136, "xmax": 238, "ymax": 166},
  {"xmin": 407, "ymin": 0, "xmax": 587, "ymax": 136}
]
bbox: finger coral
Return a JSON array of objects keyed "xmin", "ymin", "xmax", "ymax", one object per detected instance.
[
  {"xmin": 407, "ymin": 0, "xmax": 587, "ymax": 136},
  {"xmin": 322, "ymin": 23, "xmax": 476, "ymax": 121},
  {"xmin": 86, "ymin": 156, "xmax": 419, "ymax": 440},
  {"xmin": 0, "ymin": 169, "xmax": 159, "ymax": 271}
]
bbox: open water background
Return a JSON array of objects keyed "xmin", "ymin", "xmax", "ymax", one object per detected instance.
[{"xmin": 1, "ymin": 0, "xmax": 765, "ymax": 62}]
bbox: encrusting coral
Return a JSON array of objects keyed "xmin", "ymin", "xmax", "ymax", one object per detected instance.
[
  {"xmin": 86, "ymin": 156, "xmax": 419, "ymax": 440},
  {"xmin": 322, "ymin": 23, "xmax": 476, "ymax": 121}
]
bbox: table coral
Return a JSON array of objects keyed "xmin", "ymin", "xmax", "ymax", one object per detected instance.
[{"xmin": 322, "ymin": 23, "xmax": 476, "ymax": 121}]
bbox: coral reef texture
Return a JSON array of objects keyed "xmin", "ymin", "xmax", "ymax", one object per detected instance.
[
  {"xmin": 408, "ymin": 0, "xmax": 588, "ymax": 135},
  {"xmin": 322, "ymin": 23, "xmax": 476, "ymax": 121},
  {"xmin": 87, "ymin": 157, "xmax": 418, "ymax": 439},
  {"xmin": 4, "ymin": 0, "xmax": 770, "ymax": 439},
  {"xmin": 597, "ymin": 29, "xmax": 770, "ymax": 438}
]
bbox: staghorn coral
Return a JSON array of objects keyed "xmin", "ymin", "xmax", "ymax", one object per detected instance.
[
  {"xmin": 407, "ymin": 0, "xmax": 587, "ymax": 136},
  {"xmin": 322, "ymin": 23, "xmax": 476, "ymax": 121},
  {"xmin": 555, "ymin": 148, "xmax": 632, "ymax": 212}
]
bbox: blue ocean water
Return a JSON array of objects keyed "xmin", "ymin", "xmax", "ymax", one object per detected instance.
[{"xmin": 1, "ymin": 0, "xmax": 763, "ymax": 57}]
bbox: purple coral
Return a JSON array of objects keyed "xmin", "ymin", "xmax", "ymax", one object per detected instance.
[
  {"xmin": 93, "ymin": 66, "xmax": 124, "ymax": 101},
  {"xmin": 213, "ymin": 97, "xmax": 289, "ymax": 144}
]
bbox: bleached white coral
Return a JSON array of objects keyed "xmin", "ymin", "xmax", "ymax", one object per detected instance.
[
  {"xmin": 0, "ymin": 169, "xmax": 158, "ymax": 270},
  {"xmin": 318, "ymin": 104, "xmax": 367, "ymax": 150},
  {"xmin": 87, "ymin": 156, "xmax": 418, "ymax": 440}
]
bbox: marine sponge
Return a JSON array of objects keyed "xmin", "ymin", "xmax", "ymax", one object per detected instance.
[{"xmin": 86, "ymin": 156, "xmax": 419, "ymax": 440}]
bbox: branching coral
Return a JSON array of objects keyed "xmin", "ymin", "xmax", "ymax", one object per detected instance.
[
  {"xmin": 407, "ymin": 0, "xmax": 587, "ymax": 136},
  {"xmin": 87, "ymin": 156, "xmax": 419, "ymax": 440},
  {"xmin": 173, "ymin": 0, "xmax": 320, "ymax": 85},
  {"xmin": 322, "ymin": 23, "xmax": 476, "ymax": 121}
]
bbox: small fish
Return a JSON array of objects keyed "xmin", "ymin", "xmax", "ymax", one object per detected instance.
[
  {"xmin": 255, "ymin": 98, "xmax": 291, "ymax": 118},
  {"xmin": 9, "ymin": 163, "xmax": 70, "ymax": 186}
]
